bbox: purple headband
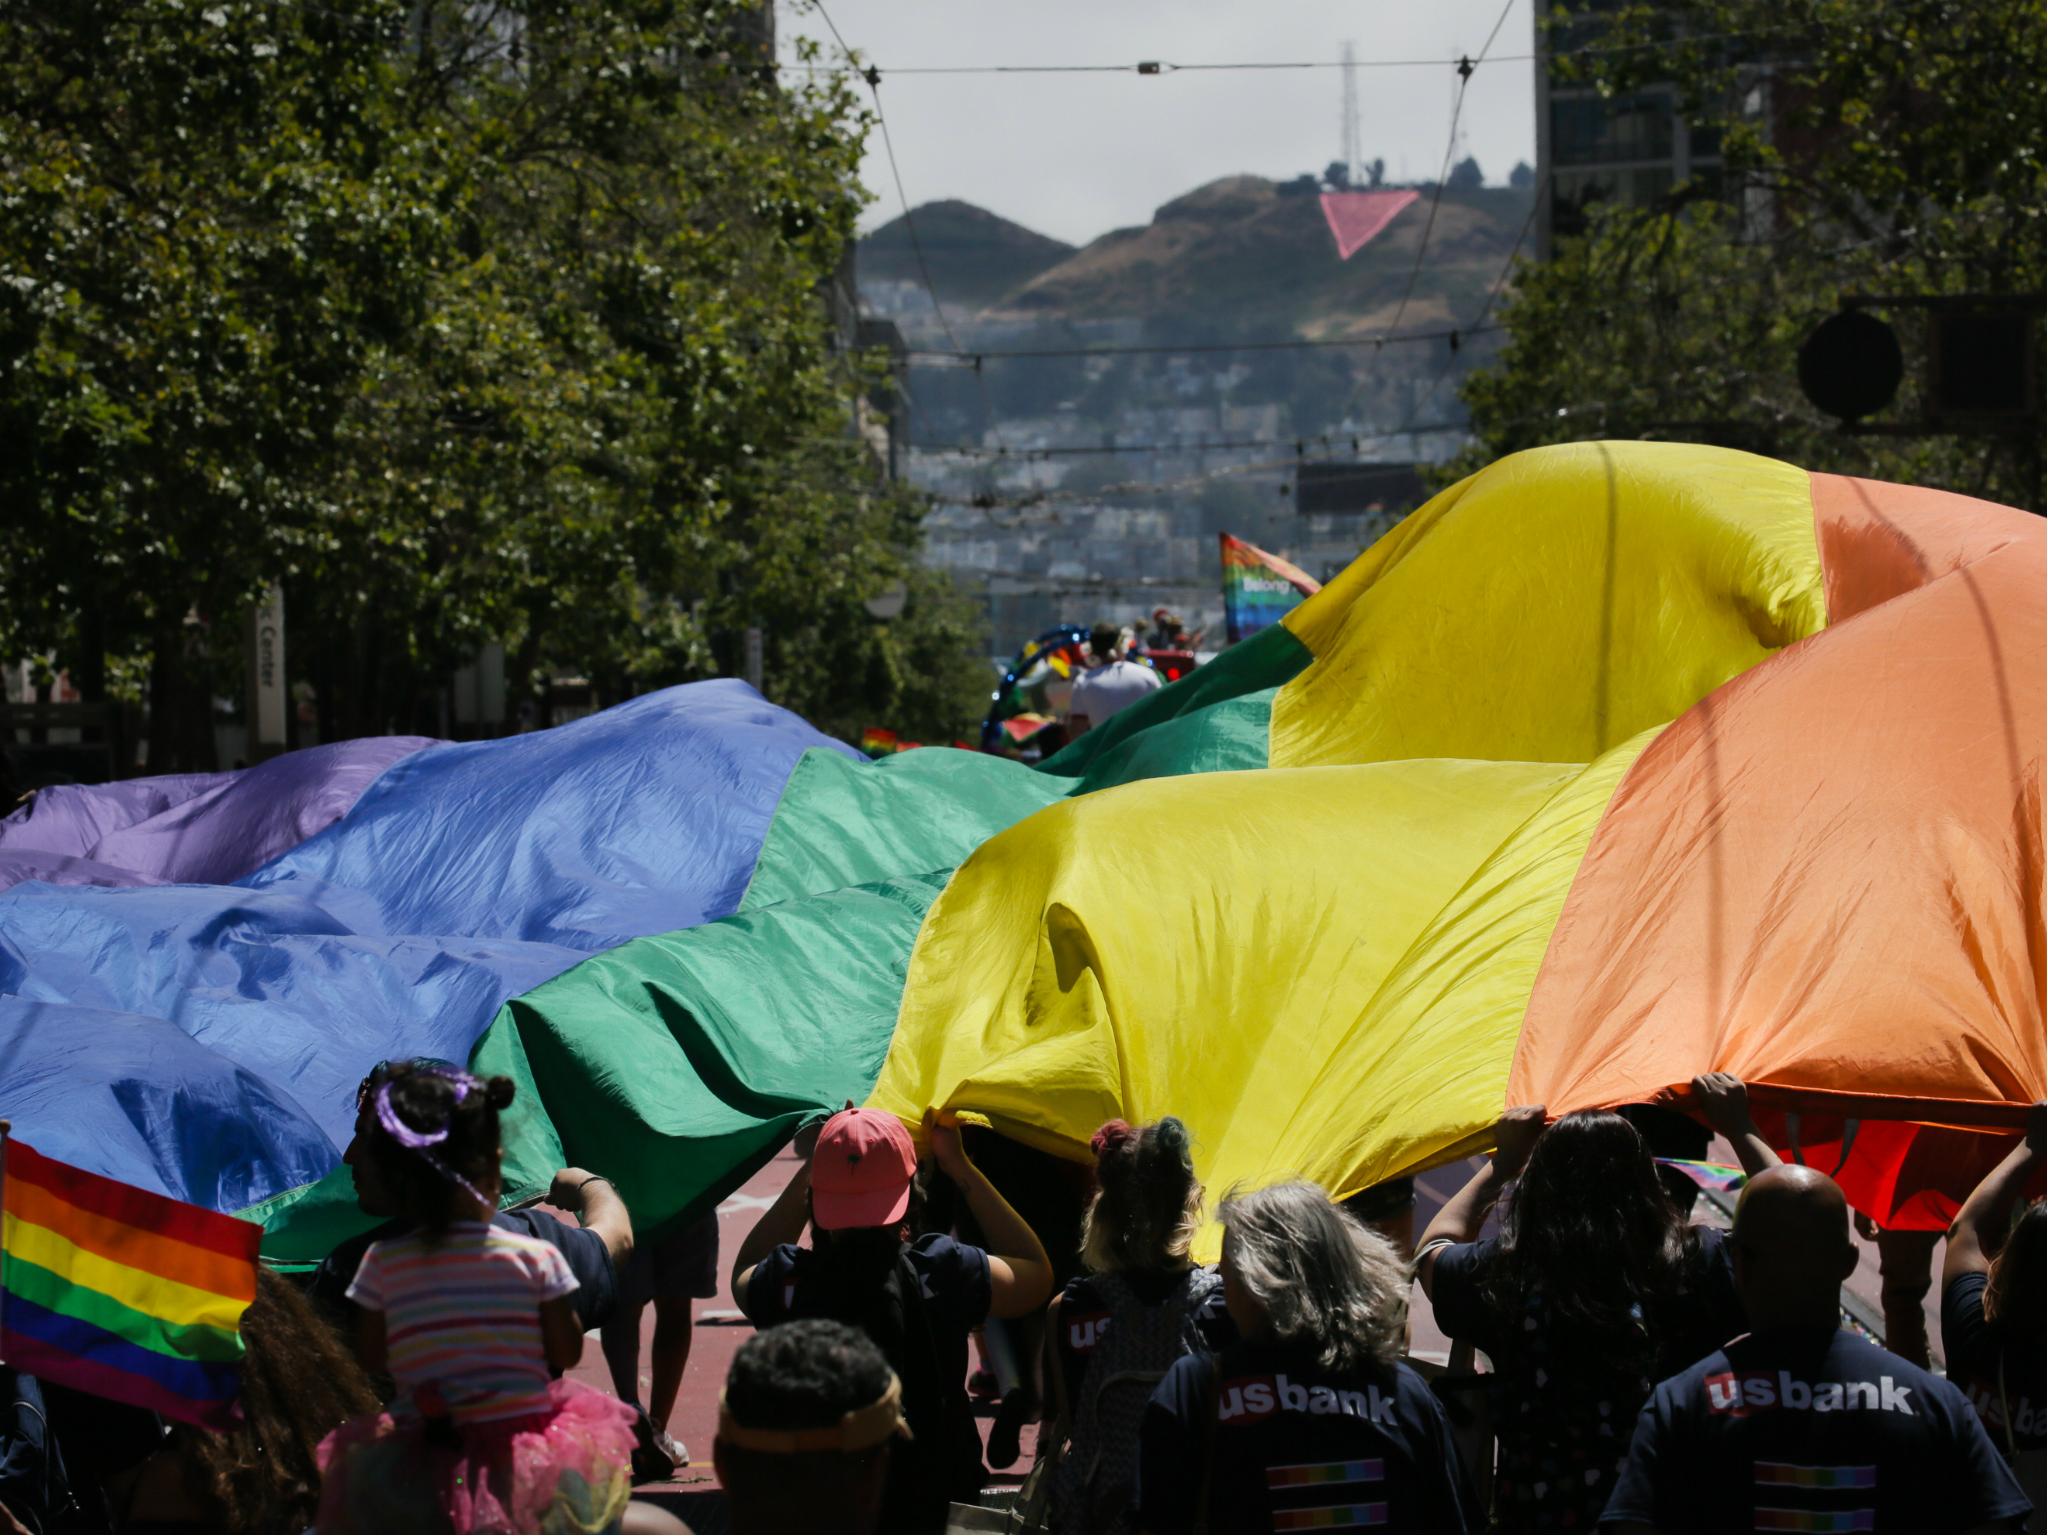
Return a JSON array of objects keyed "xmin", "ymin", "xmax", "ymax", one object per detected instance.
[
  {"xmin": 374, "ymin": 1072, "xmax": 489, "ymax": 1208},
  {"xmin": 375, "ymin": 1072, "xmax": 473, "ymax": 1148}
]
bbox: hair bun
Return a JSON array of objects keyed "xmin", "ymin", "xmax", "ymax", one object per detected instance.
[
  {"xmin": 484, "ymin": 1076, "xmax": 517, "ymax": 1111},
  {"xmin": 1151, "ymin": 1116, "xmax": 1192, "ymax": 1165},
  {"xmin": 1090, "ymin": 1120, "xmax": 1136, "ymax": 1161}
]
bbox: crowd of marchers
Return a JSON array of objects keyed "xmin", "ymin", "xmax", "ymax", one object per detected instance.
[{"xmin": 0, "ymin": 1060, "xmax": 2037, "ymax": 1535}]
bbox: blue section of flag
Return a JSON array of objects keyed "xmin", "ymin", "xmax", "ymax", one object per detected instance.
[
  {"xmin": 0, "ymin": 682, "xmax": 859, "ymax": 1215},
  {"xmin": 0, "ymin": 1292, "xmax": 243, "ymax": 1405}
]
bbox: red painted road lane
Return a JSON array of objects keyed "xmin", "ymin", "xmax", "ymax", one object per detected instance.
[{"xmin": 558, "ymin": 1137, "xmax": 1943, "ymax": 1501}]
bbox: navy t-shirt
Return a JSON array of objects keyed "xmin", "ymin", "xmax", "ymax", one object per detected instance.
[
  {"xmin": 1430, "ymin": 1225, "xmax": 1744, "ymax": 1530},
  {"xmin": 1942, "ymin": 1272, "xmax": 2045, "ymax": 1454},
  {"xmin": 743, "ymin": 1233, "xmax": 994, "ymax": 1524},
  {"xmin": 741, "ymin": 1231, "xmax": 991, "ymax": 1335},
  {"xmin": 740, "ymin": 1232, "xmax": 992, "ymax": 1446},
  {"xmin": 1138, "ymin": 1344, "xmax": 1469, "ymax": 1533},
  {"xmin": 1430, "ymin": 1226, "xmax": 1742, "ymax": 1372},
  {"xmin": 1601, "ymin": 1328, "xmax": 2031, "ymax": 1533},
  {"xmin": 308, "ymin": 1209, "xmax": 617, "ymax": 1333}
]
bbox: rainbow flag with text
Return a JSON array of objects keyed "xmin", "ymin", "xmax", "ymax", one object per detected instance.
[
  {"xmin": 1221, "ymin": 532, "xmax": 1321, "ymax": 643},
  {"xmin": 1, "ymin": 1139, "xmax": 259, "ymax": 1428}
]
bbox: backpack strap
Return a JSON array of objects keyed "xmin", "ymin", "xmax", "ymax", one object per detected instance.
[{"xmin": 1195, "ymin": 1353, "xmax": 1220, "ymax": 1534}]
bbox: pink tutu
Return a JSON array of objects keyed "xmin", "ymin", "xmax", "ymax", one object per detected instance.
[{"xmin": 315, "ymin": 1377, "xmax": 637, "ymax": 1533}]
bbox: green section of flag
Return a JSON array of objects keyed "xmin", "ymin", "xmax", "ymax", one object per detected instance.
[
  {"xmin": 251, "ymin": 619, "xmax": 1320, "ymax": 1257},
  {"xmin": 742, "ymin": 749, "xmax": 1066, "ymax": 913},
  {"xmin": 1037, "ymin": 621, "xmax": 1313, "ymax": 779},
  {"xmin": 485, "ymin": 873, "xmax": 947, "ymax": 1238},
  {"xmin": 1072, "ymin": 691, "xmax": 1279, "ymax": 793},
  {"xmin": 2, "ymin": 1253, "xmax": 245, "ymax": 1362}
]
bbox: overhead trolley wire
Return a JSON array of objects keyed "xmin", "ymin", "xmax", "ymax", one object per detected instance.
[
  {"xmin": 1379, "ymin": 0, "xmax": 1517, "ymax": 347},
  {"xmin": 1392, "ymin": 186, "xmax": 1542, "ymax": 432},
  {"xmin": 812, "ymin": 0, "xmax": 968, "ymax": 358},
  {"xmin": 774, "ymin": 25, "xmax": 1794, "ymax": 81}
]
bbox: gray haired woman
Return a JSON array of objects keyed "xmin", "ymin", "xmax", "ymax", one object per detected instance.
[{"xmin": 1135, "ymin": 1181, "xmax": 1469, "ymax": 1533}]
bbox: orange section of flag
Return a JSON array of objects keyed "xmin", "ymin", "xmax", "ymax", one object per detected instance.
[
  {"xmin": 3, "ymin": 1175, "xmax": 256, "ymax": 1304},
  {"xmin": 1512, "ymin": 476, "xmax": 2044, "ymax": 1224}
]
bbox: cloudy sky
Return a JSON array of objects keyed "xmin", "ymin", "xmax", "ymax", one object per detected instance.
[{"xmin": 778, "ymin": 0, "xmax": 1539, "ymax": 248}]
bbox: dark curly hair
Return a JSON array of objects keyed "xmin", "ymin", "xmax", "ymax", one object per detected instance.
[
  {"xmin": 359, "ymin": 1061, "xmax": 516, "ymax": 1237},
  {"xmin": 719, "ymin": 1321, "xmax": 898, "ymax": 1531},
  {"xmin": 727, "ymin": 1318, "xmax": 895, "ymax": 1430},
  {"xmin": 180, "ymin": 1269, "xmax": 380, "ymax": 1531},
  {"xmin": 1080, "ymin": 1116, "xmax": 1203, "ymax": 1273}
]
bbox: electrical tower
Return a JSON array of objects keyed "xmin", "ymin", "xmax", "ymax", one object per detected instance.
[{"xmin": 1340, "ymin": 41, "xmax": 1364, "ymax": 187}]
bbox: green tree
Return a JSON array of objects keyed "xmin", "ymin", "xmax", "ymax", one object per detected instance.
[
  {"xmin": 1446, "ymin": 155, "xmax": 1485, "ymax": 192},
  {"xmin": 0, "ymin": 0, "xmax": 985, "ymax": 765},
  {"xmin": 0, "ymin": 2, "xmax": 428, "ymax": 763},
  {"xmin": 1451, "ymin": 0, "xmax": 2044, "ymax": 511}
]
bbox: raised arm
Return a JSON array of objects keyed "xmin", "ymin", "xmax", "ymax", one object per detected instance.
[
  {"xmin": 1943, "ymin": 1101, "xmax": 2045, "ymax": 1288},
  {"xmin": 925, "ymin": 1110, "xmax": 1054, "ymax": 1319},
  {"xmin": 1691, "ymin": 1072, "xmax": 1782, "ymax": 1178},
  {"xmin": 1415, "ymin": 1104, "xmax": 1545, "ymax": 1298},
  {"xmin": 730, "ymin": 1117, "xmax": 825, "ymax": 1303}
]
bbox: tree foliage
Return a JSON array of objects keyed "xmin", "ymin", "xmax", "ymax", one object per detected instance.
[
  {"xmin": 0, "ymin": 0, "xmax": 989, "ymax": 764},
  {"xmin": 1452, "ymin": 0, "xmax": 2045, "ymax": 511}
]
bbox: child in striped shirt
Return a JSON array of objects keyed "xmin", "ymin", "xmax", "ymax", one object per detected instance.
[{"xmin": 314, "ymin": 1064, "xmax": 635, "ymax": 1533}]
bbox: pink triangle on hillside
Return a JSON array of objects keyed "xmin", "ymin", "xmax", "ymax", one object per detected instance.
[{"xmin": 1318, "ymin": 189, "xmax": 1420, "ymax": 260}]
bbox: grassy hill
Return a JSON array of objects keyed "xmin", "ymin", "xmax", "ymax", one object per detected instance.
[
  {"xmin": 859, "ymin": 176, "xmax": 1534, "ymax": 442},
  {"xmin": 858, "ymin": 199, "xmax": 1075, "ymax": 314},
  {"xmin": 863, "ymin": 177, "xmax": 1532, "ymax": 341}
]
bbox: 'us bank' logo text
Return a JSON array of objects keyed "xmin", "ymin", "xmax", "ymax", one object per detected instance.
[
  {"xmin": 1219, "ymin": 1373, "xmax": 1397, "ymax": 1426},
  {"xmin": 1704, "ymin": 1371, "xmax": 1916, "ymax": 1418}
]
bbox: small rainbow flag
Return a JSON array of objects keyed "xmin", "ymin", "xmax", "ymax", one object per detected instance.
[
  {"xmin": 1221, "ymin": 533, "xmax": 1321, "ymax": 644},
  {"xmin": 1, "ymin": 1139, "xmax": 260, "ymax": 1428},
  {"xmin": 1655, "ymin": 1156, "xmax": 1750, "ymax": 1194}
]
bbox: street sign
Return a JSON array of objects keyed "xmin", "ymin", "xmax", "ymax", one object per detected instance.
[{"xmin": 245, "ymin": 586, "xmax": 286, "ymax": 755}]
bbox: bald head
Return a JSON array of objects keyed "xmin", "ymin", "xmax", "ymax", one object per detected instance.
[
  {"xmin": 1737, "ymin": 1165, "xmax": 1850, "ymax": 1245},
  {"xmin": 1731, "ymin": 1166, "xmax": 1858, "ymax": 1332}
]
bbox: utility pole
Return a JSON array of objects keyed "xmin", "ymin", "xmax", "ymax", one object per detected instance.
[{"xmin": 1340, "ymin": 41, "xmax": 1364, "ymax": 187}]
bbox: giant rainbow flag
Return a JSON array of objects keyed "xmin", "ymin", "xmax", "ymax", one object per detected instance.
[{"xmin": 0, "ymin": 442, "xmax": 2039, "ymax": 1262}]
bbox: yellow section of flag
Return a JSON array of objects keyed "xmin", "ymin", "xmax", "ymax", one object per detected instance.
[{"xmin": 2, "ymin": 1212, "xmax": 249, "ymax": 1334}]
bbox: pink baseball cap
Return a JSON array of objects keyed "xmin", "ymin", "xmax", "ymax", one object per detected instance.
[{"xmin": 810, "ymin": 1109, "xmax": 918, "ymax": 1231}]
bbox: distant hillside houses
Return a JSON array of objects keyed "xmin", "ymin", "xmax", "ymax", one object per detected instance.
[{"xmin": 858, "ymin": 174, "xmax": 1531, "ymax": 655}]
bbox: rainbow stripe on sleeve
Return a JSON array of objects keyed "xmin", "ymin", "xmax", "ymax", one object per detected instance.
[
  {"xmin": 0, "ymin": 1139, "xmax": 260, "ymax": 1428},
  {"xmin": 1267, "ymin": 1459, "xmax": 1386, "ymax": 1488},
  {"xmin": 1754, "ymin": 1463, "xmax": 1877, "ymax": 1490}
]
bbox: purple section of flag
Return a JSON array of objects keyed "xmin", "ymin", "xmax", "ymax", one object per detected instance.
[
  {"xmin": 0, "ymin": 737, "xmax": 431, "ymax": 892},
  {"xmin": 0, "ymin": 682, "xmax": 860, "ymax": 1217}
]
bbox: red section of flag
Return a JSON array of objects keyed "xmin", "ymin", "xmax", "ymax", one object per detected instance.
[
  {"xmin": 1317, "ymin": 189, "xmax": 1420, "ymax": 261},
  {"xmin": 5, "ymin": 1140, "xmax": 261, "ymax": 1265}
]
